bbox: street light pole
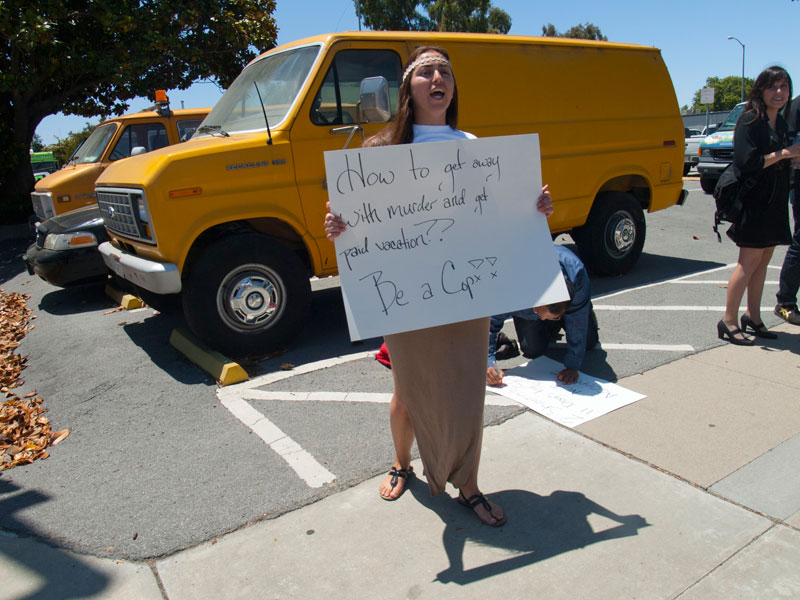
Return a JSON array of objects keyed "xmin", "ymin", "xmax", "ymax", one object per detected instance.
[{"xmin": 727, "ymin": 36, "xmax": 745, "ymax": 102}]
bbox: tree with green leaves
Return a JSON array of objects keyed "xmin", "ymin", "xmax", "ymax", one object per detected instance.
[
  {"xmin": 691, "ymin": 76, "xmax": 755, "ymax": 111},
  {"xmin": 48, "ymin": 123, "xmax": 98, "ymax": 167},
  {"xmin": 541, "ymin": 22, "xmax": 608, "ymax": 40},
  {"xmin": 355, "ymin": 0, "xmax": 434, "ymax": 31},
  {"xmin": 0, "ymin": 0, "xmax": 277, "ymax": 223},
  {"xmin": 30, "ymin": 134, "xmax": 44, "ymax": 153},
  {"xmin": 354, "ymin": 0, "xmax": 511, "ymax": 34}
]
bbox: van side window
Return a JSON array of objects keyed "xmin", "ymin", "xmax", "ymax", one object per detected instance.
[
  {"xmin": 109, "ymin": 122, "xmax": 169, "ymax": 161},
  {"xmin": 311, "ymin": 49, "xmax": 401, "ymax": 126},
  {"xmin": 177, "ymin": 119, "xmax": 203, "ymax": 142}
]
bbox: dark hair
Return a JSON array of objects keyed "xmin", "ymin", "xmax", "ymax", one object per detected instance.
[
  {"xmin": 364, "ymin": 46, "xmax": 459, "ymax": 148},
  {"xmin": 545, "ymin": 279, "xmax": 574, "ymax": 315},
  {"xmin": 743, "ymin": 66, "xmax": 793, "ymax": 122}
]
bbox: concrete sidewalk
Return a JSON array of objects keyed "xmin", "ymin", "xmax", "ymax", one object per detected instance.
[{"xmin": 2, "ymin": 325, "xmax": 800, "ymax": 599}]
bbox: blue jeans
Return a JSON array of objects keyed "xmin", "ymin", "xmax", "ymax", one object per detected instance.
[{"xmin": 776, "ymin": 177, "xmax": 800, "ymax": 307}]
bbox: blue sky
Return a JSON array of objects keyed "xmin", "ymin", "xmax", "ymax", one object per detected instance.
[{"xmin": 35, "ymin": 0, "xmax": 800, "ymax": 144}]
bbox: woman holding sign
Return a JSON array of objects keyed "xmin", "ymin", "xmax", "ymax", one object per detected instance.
[{"xmin": 325, "ymin": 47, "xmax": 552, "ymax": 527}]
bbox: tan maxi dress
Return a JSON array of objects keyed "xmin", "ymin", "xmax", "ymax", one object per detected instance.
[{"xmin": 384, "ymin": 317, "xmax": 490, "ymax": 496}]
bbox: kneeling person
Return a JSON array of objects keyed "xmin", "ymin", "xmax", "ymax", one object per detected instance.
[{"xmin": 487, "ymin": 245, "xmax": 598, "ymax": 386}]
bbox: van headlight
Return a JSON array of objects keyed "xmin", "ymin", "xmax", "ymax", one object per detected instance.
[
  {"xmin": 43, "ymin": 231, "xmax": 98, "ymax": 251},
  {"xmin": 700, "ymin": 148, "xmax": 712, "ymax": 157},
  {"xmin": 137, "ymin": 197, "xmax": 150, "ymax": 225}
]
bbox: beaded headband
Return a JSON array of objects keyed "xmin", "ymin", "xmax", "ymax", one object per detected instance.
[{"xmin": 402, "ymin": 55, "xmax": 452, "ymax": 83}]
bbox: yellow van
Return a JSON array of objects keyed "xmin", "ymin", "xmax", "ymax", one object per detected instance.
[
  {"xmin": 95, "ymin": 32, "xmax": 686, "ymax": 357},
  {"xmin": 30, "ymin": 93, "xmax": 209, "ymax": 223}
]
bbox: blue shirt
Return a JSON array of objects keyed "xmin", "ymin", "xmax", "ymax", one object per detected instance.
[{"xmin": 487, "ymin": 245, "xmax": 592, "ymax": 370}]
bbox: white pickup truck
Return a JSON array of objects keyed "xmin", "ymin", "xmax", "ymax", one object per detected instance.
[{"xmin": 684, "ymin": 130, "xmax": 704, "ymax": 176}]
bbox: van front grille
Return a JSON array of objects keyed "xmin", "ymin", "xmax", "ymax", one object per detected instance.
[
  {"xmin": 96, "ymin": 188, "xmax": 148, "ymax": 241},
  {"xmin": 30, "ymin": 192, "xmax": 54, "ymax": 220}
]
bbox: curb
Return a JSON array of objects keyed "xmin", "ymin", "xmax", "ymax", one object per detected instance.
[
  {"xmin": 104, "ymin": 283, "xmax": 144, "ymax": 310},
  {"xmin": 169, "ymin": 328, "xmax": 249, "ymax": 386}
]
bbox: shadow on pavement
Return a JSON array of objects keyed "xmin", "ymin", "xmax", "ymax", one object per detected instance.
[
  {"xmin": 121, "ymin": 314, "xmax": 214, "ymax": 386},
  {"xmin": 0, "ymin": 479, "xmax": 110, "ymax": 599},
  {"xmin": 408, "ymin": 480, "xmax": 649, "ymax": 585},
  {"xmin": 588, "ymin": 250, "xmax": 726, "ymax": 298},
  {"xmin": 0, "ymin": 238, "xmax": 29, "ymax": 286},
  {"xmin": 35, "ymin": 280, "xmax": 116, "ymax": 316},
  {"xmin": 244, "ymin": 285, "xmax": 383, "ymax": 377}
]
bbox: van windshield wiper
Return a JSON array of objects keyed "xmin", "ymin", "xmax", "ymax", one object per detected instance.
[{"xmin": 197, "ymin": 125, "xmax": 230, "ymax": 137}]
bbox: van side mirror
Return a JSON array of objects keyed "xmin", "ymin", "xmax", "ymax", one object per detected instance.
[
  {"xmin": 131, "ymin": 146, "xmax": 147, "ymax": 157},
  {"xmin": 359, "ymin": 76, "xmax": 391, "ymax": 123}
]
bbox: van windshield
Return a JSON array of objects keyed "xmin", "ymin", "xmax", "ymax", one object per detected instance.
[
  {"xmin": 70, "ymin": 123, "xmax": 118, "ymax": 164},
  {"xmin": 195, "ymin": 45, "xmax": 320, "ymax": 137},
  {"xmin": 718, "ymin": 103, "xmax": 745, "ymax": 131}
]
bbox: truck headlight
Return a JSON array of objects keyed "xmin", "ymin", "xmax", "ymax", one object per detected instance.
[
  {"xmin": 43, "ymin": 231, "xmax": 98, "ymax": 250},
  {"xmin": 700, "ymin": 148, "xmax": 711, "ymax": 157}
]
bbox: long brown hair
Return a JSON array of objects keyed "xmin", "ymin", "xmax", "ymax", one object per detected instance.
[
  {"xmin": 742, "ymin": 66, "xmax": 793, "ymax": 122},
  {"xmin": 364, "ymin": 46, "xmax": 459, "ymax": 148}
]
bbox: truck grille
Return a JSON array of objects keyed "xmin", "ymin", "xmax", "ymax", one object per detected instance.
[
  {"xmin": 711, "ymin": 148, "xmax": 734, "ymax": 161},
  {"xmin": 96, "ymin": 187, "xmax": 150, "ymax": 242},
  {"xmin": 31, "ymin": 192, "xmax": 54, "ymax": 220}
]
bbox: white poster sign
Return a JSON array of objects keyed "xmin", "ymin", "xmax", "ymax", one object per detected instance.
[
  {"xmin": 323, "ymin": 134, "xmax": 568, "ymax": 341},
  {"xmin": 488, "ymin": 356, "xmax": 647, "ymax": 428}
]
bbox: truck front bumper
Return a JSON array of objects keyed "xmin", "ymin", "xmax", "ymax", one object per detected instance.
[
  {"xmin": 696, "ymin": 161, "xmax": 728, "ymax": 177},
  {"xmin": 99, "ymin": 242, "xmax": 181, "ymax": 294}
]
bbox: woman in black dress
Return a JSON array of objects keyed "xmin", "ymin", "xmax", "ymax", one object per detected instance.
[{"xmin": 719, "ymin": 66, "xmax": 800, "ymax": 344}]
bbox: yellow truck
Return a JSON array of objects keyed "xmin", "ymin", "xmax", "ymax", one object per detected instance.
[
  {"xmin": 96, "ymin": 32, "xmax": 686, "ymax": 357},
  {"xmin": 30, "ymin": 92, "xmax": 209, "ymax": 223}
]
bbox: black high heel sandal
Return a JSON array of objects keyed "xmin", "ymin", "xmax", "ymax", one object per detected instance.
[
  {"xmin": 740, "ymin": 315, "xmax": 778, "ymax": 339},
  {"xmin": 717, "ymin": 320, "xmax": 754, "ymax": 346}
]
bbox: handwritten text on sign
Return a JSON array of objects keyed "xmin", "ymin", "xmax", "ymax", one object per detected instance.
[{"xmin": 324, "ymin": 134, "xmax": 568, "ymax": 340}]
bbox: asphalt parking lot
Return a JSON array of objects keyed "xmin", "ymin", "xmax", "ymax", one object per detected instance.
[{"xmin": 1, "ymin": 179, "xmax": 794, "ymax": 561}]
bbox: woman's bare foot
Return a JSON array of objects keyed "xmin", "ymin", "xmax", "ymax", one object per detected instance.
[
  {"xmin": 379, "ymin": 465, "xmax": 414, "ymax": 500},
  {"xmin": 458, "ymin": 490, "xmax": 506, "ymax": 526}
]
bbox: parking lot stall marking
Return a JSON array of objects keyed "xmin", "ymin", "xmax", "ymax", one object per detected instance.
[
  {"xmin": 592, "ymin": 264, "xmax": 737, "ymax": 302},
  {"xmin": 217, "ymin": 351, "xmax": 374, "ymax": 398},
  {"xmin": 672, "ymin": 280, "xmax": 779, "ymax": 285},
  {"xmin": 598, "ymin": 343, "xmax": 694, "ymax": 352},
  {"xmin": 220, "ymin": 395, "xmax": 336, "ymax": 488},
  {"xmin": 239, "ymin": 389, "xmax": 517, "ymax": 406}
]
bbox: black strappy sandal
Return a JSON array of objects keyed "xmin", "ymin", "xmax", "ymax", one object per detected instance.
[
  {"xmin": 458, "ymin": 490, "xmax": 506, "ymax": 527},
  {"xmin": 381, "ymin": 466, "xmax": 414, "ymax": 501}
]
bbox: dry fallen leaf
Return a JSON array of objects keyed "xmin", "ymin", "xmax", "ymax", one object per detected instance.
[
  {"xmin": 0, "ymin": 288, "xmax": 67, "ymax": 471},
  {"xmin": 280, "ymin": 363, "xmax": 295, "ymax": 371}
]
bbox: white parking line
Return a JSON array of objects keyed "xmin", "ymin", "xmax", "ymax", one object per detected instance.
[
  {"xmin": 599, "ymin": 343, "xmax": 694, "ymax": 352},
  {"xmin": 218, "ymin": 351, "xmax": 519, "ymax": 487},
  {"xmin": 220, "ymin": 395, "xmax": 336, "ymax": 488},
  {"xmin": 672, "ymin": 280, "xmax": 778, "ymax": 285},
  {"xmin": 240, "ymin": 389, "xmax": 517, "ymax": 406}
]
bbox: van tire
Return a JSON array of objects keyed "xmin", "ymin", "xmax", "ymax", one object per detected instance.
[
  {"xmin": 683, "ymin": 163, "xmax": 691, "ymax": 177},
  {"xmin": 572, "ymin": 192, "xmax": 646, "ymax": 276},
  {"xmin": 181, "ymin": 234, "xmax": 311, "ymax": 358},
  {"xmin": 700, "ymin": 175, "xmax": 717, "ymax": 194}
]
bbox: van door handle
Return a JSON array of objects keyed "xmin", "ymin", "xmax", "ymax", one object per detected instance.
[
  {"xmin": 330, "ymin": 125, "xmax": 361, "ymax": 135},
  {"xmin": 331, "ymin": 125, "xmax": 363, "ymax": 149}
]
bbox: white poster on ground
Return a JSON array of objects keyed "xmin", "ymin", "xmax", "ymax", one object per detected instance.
[
  {"xmin": 488, "ymin": 356, "xmax": 646, "ymax": 428},
  {"xmin": 323, "ymin": 134, "xmax": 568, "ymax": 341}
]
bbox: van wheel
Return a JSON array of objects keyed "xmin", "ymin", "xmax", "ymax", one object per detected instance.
[
  {"xmin": 181, "ymin": 234, "xmax": 311, "ymax": 358},
  {"xmin": 572, "ymin": 192, "xmax": 646, "ymax": 276},
  {"xmin": 683, "ymin": 163, "xmax": 691, "ymax": 177},
  {"xmin": 700, "ymin": 175, "xmax": 717, "ymax": 194}
]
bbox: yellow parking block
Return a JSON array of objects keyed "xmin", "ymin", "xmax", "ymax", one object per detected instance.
[
  {"xmin": 104, "ymin": 283, "xmax": 143, "ymax": 310},
  {"xmin": 169, "ymin": 328, "xmax": 249, "ymax": 386}
]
